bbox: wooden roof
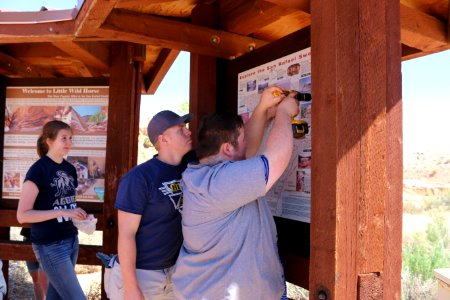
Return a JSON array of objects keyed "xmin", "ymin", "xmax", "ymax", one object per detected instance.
[{"xmin": 0, "ymin": 0, "xmax": 449, "ymax": 93}]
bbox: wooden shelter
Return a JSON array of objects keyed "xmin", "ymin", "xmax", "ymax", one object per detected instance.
[{"xmin": 1, "ymin": 0, "xmax": 449, "ymax": 299}]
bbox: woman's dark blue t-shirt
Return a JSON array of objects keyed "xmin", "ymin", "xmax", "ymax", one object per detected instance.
[{"xmin": 25, "ymin": 155, "xmax": 78, "ymax": 245}]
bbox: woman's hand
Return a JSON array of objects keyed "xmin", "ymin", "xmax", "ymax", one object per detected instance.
[{"xmin": 64, "ymin": 207, "xmax": 88, "ymax": 220}]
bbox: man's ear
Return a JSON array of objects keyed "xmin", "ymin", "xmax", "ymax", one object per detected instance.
[
  {"xmin": 157, "ymin": 134, "xmax": 166, "ymax": 145},
  {"xmin": 220, "ymin": 142, "xmax": 234, "ymax": 157}
]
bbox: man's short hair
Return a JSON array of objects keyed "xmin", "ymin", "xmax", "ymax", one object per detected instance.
[{"xmin": 196, "ymin": 113, "xmax": 244, "ymax": 159}]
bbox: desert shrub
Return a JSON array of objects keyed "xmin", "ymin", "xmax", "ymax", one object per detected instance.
[
  {"xmin": 403, "ymin": 199, "xmax": 423, "ymax": 214},
  {"xmin": 402, "ymin": 269, "xmax": 437, "ymax": 300},
  {"xmin": 404, "ymin": 192, "xmax": 450, "ymax": 215},
  {"xmin": 402, "ymin": 213, "xmax": 450, "ymax": 299},
  {"xmin": 423, "ymin": 193, "xmax": 450, "ymax": 212}
]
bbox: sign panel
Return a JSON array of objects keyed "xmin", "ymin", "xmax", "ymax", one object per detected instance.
[
  {"xmin": 237, "ymin": 48, "xmax": 312, "ymax": 222},
  {"xmin": 3, "ymin": 86, "xmax": 108, "ymax": 202}
]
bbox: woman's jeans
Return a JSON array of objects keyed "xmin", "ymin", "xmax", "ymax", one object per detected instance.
[{"xmin": 32, "ymin": 236, "xmax": 86, "ymax": 300}]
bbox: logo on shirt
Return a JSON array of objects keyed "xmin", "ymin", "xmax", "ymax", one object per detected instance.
[
  {"xmin": 50, "ymin": 170, "xmax": 76, "ymax": 197},
  {"xmin": 158, "ymin": 180, "xmax": 183, "ymax": 212}
]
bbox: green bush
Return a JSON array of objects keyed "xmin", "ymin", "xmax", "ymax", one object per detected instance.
[
  {"xmin": 403, "ymin": 213, "xmax": 450, "ymax": 280},
  {"xmin": 402, "ymin": 213, "xmax": 450, "ymax": 299}
]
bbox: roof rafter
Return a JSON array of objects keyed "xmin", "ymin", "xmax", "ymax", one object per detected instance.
[
  {"xmin": 97, "ymin": 9, "xmax": 268, "ymax": 59},
  {"xmin": 52, "ymin": 41, "xmax": 110, "ymax": 72},
  {"xmin": 0, "ymin": 51, "xmax": 55, "ymax": 78},
  {"xmin": 400, "ymin": 3, "xmax": 447, "ymax": 52},
  {"xmin": 144, "ymin": 48, "xmax": 179, "ymax": 94},
  {"xmin": 75, "ymin": 0, "xmax": 119, "ymax": 37},
  {"xmin": 220, "ymin": 0, "xmax": 305, "ymax": 35},
  {"xmin": 0, "ymin": 21, "xmax": 74, "ymax": 43}
]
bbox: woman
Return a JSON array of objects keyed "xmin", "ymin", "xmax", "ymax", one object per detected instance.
[{"xmin": 17, "ymin": 120, "xmax": 87, "ymax": 300}]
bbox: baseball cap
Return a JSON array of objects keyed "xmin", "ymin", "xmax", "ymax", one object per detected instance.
[{"xmin": 147, "ymin": 110, "xmax": 192, "ymax": 146}]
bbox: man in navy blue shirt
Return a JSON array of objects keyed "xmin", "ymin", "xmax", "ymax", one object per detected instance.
[{"xmin": 111, "ymin": 110, "xmax": 194, "ymax": 300}]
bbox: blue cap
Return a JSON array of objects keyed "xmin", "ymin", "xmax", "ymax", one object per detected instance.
[{"xmin": 147, "ymin": 110, "xmax": 192, "ymax": 146}]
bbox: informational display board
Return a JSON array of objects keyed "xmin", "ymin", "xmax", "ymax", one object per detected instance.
[
  {"xmin": 3, "ymin": 86, "xmax": 109, "ymax": 202},
  {"xmin": 237, "ymin": 47, "xmax": 312, "ymax": 222}
]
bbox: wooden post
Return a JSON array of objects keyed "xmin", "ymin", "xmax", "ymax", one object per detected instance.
[
  {"xmin": 0, "ymin": 77, "xmax": 9, "ymax": 299},
  {"xmin": 189, "ymin": 3, "xmax": 218, "ymax": 145},
  {"xmin": 310, "ymin": 0, "xmax": 402, "ymax": 299},
  {"xmin": 102, "ymin": 42, "xmax": 143, "ymax": 299}
]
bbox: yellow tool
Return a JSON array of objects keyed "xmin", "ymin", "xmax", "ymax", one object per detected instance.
[
  {"xmin": 292, "ymin": 119, "xmax": 309, "ymax": 139},
  {"xmin": 272, "ymin": 89, "xmax": 311, "ymax": 138},
  {"xmin": 272, "ymin": 89, "xmax": 312, "ymax": 101}
]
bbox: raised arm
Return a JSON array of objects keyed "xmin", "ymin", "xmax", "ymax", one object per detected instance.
[
  {"xmin": 245, "ymin": 86, "xmax": 284, "ymax": 158},
  {"xmin": 262, "ymin": 95, "xmax": 299, "ymax": 191}
]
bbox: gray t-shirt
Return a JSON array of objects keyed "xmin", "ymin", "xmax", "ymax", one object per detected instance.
[{"xmin": 173, "ymin": 156, "xmax": 284, "ymax": 300}]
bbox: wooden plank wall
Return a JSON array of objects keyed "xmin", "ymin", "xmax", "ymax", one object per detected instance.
[{"xmin": 309, "ymin": 0, "xmax": 402, "ymax": 299}]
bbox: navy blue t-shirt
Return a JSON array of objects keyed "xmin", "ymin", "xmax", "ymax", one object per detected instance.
[
  {"xmin": 115, "ymin": 151, "xmax": 196, "ymax": 270},
  {"xmin": 25, "ymin": 156, "xmax": 78, "ymax": 245}
]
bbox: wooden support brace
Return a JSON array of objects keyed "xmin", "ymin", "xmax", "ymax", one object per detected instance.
[{"xmin": 358, "ymin": 273, "xmax": 383, "ymax": 300}]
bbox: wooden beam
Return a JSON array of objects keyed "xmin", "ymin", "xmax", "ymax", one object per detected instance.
[
  {"xmin": 401, "ymin": 0, "xmax": 448, "ymax": 21},
  {"xmin": 116, "ymin": 0, "xmax": 178, "ymax": 8},
  {"xmin": 3, "ymin": 43, "xmax": 70, "ymax": 59},
  {"xmin": 448, "ymin": 0, "xmax": 450, "ymax": 42},
  {"xmin": 189, "ymin": 3, "xmax": 218, "ymax": 146},
  {"xmin": 281, "ymin": 252, "xmax": 309, "ymax": 288},
  {"xmin": 75, "ymin": 0, "xmax": 118, "ymax": 37},
  {"xmin": 0, "ymin": 209, "xmax": 104, "ymax": 230},
  {"xmin": 52, "ymin": 41, "xmax": 110, "ymax": 72},
  {"xmin": 310, "ymin": 0, "xmax": 402, "ymax": 299},
  {"xmin": 400, "ymin": 3, "xmax": 447, "ymax": 52},
  {"xmin": 98, "ymin": 9, "xmax": 268, "ymax": 59},
  {"xmin": 220, "ymin": 0, "xmax": 304, "ymax": 35},
  {"xmin": 0, "ymin": 20, "xmax": 75, "ymax": 43},
  {"xmin": 103, "ymin": 42, "xmax": 143, "ymax": 256},
  {"xmin": 263, "ymin": 0, "xmax": 310, "ymax": 13},
  {"xmin": 0, "ymin": 51, "xmax": 55, "ymax": 78},
  {"xmin": 145, "ymin": 48, "xmax": 180, "ymax": 94},
  {"xmin": 385, "ymin": 0, "xmax": 403, "ymax": 298}
]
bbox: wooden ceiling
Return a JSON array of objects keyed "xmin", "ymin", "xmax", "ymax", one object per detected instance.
[{"xmin": 0, "ymin": 0, "xmax": 449, "ymax": 93}]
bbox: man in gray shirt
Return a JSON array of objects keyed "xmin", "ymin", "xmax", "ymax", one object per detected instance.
[{"xmin": 172, "ymin": 88, "xmax": 299, "ymax": 300}]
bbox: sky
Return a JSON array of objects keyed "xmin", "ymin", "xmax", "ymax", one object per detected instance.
[
  {"xmin": 402, "ymin": 49, "xmax": 450, "ymax": 153},
  {"xmin": 0, "ymin": 0, "xmax": 79, "ymax": 11},
  {"xmin": 1, "ymin": 1, "xmax": 449, "ymax": 153}
]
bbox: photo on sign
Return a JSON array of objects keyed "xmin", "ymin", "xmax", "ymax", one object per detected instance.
[
  {"xmin": 3, "ymin": 172, "xmax": 20, "ymax": 189},
  {"xmin": 66, "ymin": 155, "xmax": 105, "ymax": 201},
  {"xmin": 4, "ymin": 105, "xmax": 108, "ymax": 134},
  {"xmin": 258, "ymin": 82, "xmax": 269, "ymax": 94},
  {"xmin": 298, "ymin": 155, "xmax": 311, "ymax": 169},
  {"xmin": 299, "ymin": 76, "xmax": 311, "ymax": 93},
  {"xmin": 287, "ymin": 63, "xmax": 300, "ymax": 76},
  {"xmin": 247, "ymin": 80, "xmax": 257, "ymax": 92}
]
